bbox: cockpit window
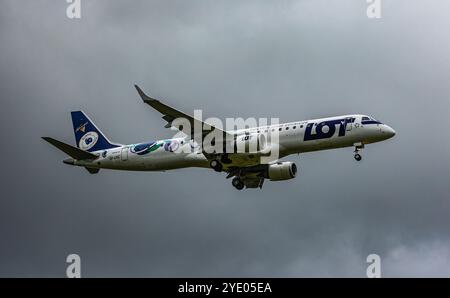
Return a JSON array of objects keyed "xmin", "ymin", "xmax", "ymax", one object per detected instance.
[{"xmin": 361, "ymin": 116, "xmax": 382, "ymax": 125}]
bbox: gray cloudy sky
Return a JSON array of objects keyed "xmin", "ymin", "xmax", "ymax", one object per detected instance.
[{"xmin": 1, "ymin": 0, "xmax": 450, "ymax": 277}]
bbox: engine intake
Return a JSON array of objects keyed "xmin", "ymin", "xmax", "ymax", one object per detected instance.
[{"xmin": 265, "ymin": 162, "xmax": 297, "ymax": 181}]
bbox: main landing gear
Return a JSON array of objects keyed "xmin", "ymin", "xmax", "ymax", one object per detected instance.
[
  {"xmin": 210, "ymin": 156, "xmax": 245, "ymax": 190},
  {"xmin": 353, "ymin": 142, "xmax": 364, "ymax": 161},
  {"xmin": 210, "ymin": 154, "xmax": 232, "ymax": 172},
  {"xmin": 210, "ymin": 159, "xmax": 223, "ymax": 172},
  {"xmin": 210, "ymin": 160, "xmax": 245, "ymax": 190},
  {"xmin": 232, "ymin": 177, "xmax": 245, "ymax": 190}
]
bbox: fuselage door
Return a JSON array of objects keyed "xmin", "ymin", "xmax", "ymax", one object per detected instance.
[
  {"xmin": 121, "ymin": 147, "xmax": 128, "ymax": 161},
  {"xmin": 346, "ymin": 117, "xmax": 353, "ymax": 131},
  {"xmin": 353, "ymin": 116, "xmax": 362, "ymax": 129}
]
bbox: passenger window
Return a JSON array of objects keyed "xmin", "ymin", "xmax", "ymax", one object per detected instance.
[
  {"xmin": 286, "ymin": 127, "xmax": 289, "ymax": 130},
  {"xmin": 293, "ymin": 126, "xmax": 296, "ymax": 129}
]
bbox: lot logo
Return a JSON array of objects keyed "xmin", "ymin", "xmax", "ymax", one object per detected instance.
[
  {"xmin": 79, "ymin": 131, "xmax": 98, "ymax": 150},
  {"xmin": 304, "ymin": 118, "xmax": 355, "ymax": 141}
]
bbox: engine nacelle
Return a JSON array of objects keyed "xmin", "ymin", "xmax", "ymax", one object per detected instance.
[
  {"xmin": 265, "ymin": 162, "xmax": 297, "ymax": 181},
  {"xmin": 234, "ymin": 133, "xmax": 267, "ymax": 154}
]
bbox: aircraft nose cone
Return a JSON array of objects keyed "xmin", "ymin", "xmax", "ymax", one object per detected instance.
[{"xmin": 384, "ymin": 126, "xmax": 396, "ymax": 138}]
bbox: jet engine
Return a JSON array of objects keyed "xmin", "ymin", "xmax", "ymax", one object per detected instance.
[{"xmin": 264, "ymin": 161, "xmax": 297, "ymax": 181}]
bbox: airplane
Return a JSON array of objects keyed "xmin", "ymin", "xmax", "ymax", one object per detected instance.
[{"xmin": 42, "ymin": 85, "xmax": 396, "ymax": 190}]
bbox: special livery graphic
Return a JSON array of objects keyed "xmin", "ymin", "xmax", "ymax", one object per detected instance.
[
  {"xmin": 130, "ymin": 142, "xmax": 162, "ymax": 155},
  {"xmin": 79, "ymin": 131, "xmax": 99, "ymax": 150},
  {"xmin": 130, "ymin": 140, "xmax": 180, "ymax": 155},
  {"xmin": 42, "ymin": 85, "xmax": 395, "ymax": 190}
]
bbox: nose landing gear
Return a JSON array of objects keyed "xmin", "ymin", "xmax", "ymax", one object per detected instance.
[{"xmin": 353, "ymin": 142, "xmax": 364, "ymax": 161}]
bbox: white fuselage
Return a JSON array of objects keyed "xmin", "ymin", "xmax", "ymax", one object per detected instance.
[{"xmin": 72, "ymin": 114, "xmax": 395, "ymax": 171}]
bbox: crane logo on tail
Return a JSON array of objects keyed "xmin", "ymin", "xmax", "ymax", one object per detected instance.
[{"xmin": 76, "ymin": 122, "xmax": 88, "ymax": 133}]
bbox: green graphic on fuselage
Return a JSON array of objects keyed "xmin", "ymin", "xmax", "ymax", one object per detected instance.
[
  {"xmin": 130, "ymin": 141, "xmax": 163, "ymax": 155},
  {"xmin": 130, "ymin": 139, "xmax": 181, "ymax": 155}
]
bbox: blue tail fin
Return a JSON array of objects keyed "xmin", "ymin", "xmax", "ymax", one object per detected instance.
[{"xmin": 71, "ymin": 111, "xmax": 120, "ymax": 152}]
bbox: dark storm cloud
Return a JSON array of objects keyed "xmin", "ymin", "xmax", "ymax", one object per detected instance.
[{"xmin": 1, "ymin": 0, "xmax": 450, "ymax": 277}]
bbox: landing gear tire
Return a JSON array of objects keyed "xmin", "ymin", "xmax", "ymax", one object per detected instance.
[
  {"xmin": 232, "ymin": 177, "xmax": 244, "ymax": 190},
  {"xmin": 220, "ymin": 154, "xmax": 232, "ymax": 164},
  {"xmin": 210, "ymin": 160, "xmax": 223, "ymax": 172},
  {"xmin": 353, "ymin": 142, "xmax": 364, "ymax": 162}
]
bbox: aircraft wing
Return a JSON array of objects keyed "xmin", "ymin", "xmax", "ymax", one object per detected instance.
[{"xmin": 134, "ymin": 85, "xmax": 232, "ymax": 139}]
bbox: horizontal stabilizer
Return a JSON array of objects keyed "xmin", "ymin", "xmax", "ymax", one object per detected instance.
[{"xmin": 42, "ymin": 137, "xmax": 98, "ymax": 160}]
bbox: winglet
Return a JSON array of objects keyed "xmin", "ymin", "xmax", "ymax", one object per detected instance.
[{"xmin": 134, "ymin": 84, "xmax": 158, "ymax": 103}]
